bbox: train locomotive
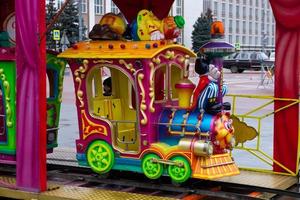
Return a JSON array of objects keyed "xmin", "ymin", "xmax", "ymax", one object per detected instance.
[{"xmin": 59, "ymin": 13, "xmax": 239, "ymax": 182}]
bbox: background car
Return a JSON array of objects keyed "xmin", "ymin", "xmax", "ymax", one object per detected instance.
[
  {"xmin": 269, "ymin": 52, "xmax": 275, "ymax": 61},
  {"xmin": 223, "ymin": 51, "xmax": 274, "ymax": 73}
]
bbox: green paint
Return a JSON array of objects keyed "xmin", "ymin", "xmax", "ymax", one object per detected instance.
[
  {"xmin": 46, "ymin": 54, "xmax": 66, "ymax": 149},
  {"xmin": 142, "ymin": 154, "xmax": 164, "ymax": 179},
  {"xmin": 0, "ymin": 61, "xmax": 16, "ymax": 155},
  {"xmin": 167, "ymin": 156, "xmax": 191, "ymax": 183},
  {"xmin": 0, "ymin": 53, "xmax": 66, "ymax": 155},
  {"xmin": 87, "ymin": 140, "xmax": 114, "ymax": 174}
]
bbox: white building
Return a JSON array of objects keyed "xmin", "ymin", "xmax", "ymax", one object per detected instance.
[
  {"xmin": 49, "ymin": 0, "xmax": 275, "ymax": 49},
  {"xmin": 204, "ymin": 0, "xmax": 275, "ymax": 47}
]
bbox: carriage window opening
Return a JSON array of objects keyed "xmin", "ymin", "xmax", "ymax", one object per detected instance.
[
  {"xmin": 101, "ymin": 67, "xmax": 112, "ymax": 97},
  {"xmin": 154, "ymin": 66, "xmax": 167, "ymax": 101},
  {"xmin": 46, "ymin": 69, "xmax": 58, "ymax": 99},
  {"xmin": 170, "ymin": 65, "xmax": 183, "ymax": 99}
]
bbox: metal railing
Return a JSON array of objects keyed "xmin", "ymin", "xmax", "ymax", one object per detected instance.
[{"xmin": 227, "ymin": 94, "xmax": 300, "ymax": 176}]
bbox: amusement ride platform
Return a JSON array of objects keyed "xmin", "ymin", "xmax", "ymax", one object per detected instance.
[{"xmin": 0, "ymin": 147, "xmax": 297, "ymax": 200}]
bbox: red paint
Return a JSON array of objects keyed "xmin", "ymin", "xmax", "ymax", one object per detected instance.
[
  {"xmin": 39, "ymin": 0, "xmax": 47, "ymax": 191},
  {"xmin": 270, "ymin": 0, "xmax": 300, "ymax": 173}
]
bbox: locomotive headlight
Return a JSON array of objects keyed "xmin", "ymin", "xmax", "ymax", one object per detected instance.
[
  {"xmin": 178, "ymin": 138, "xmax": 213, "ymax": 157},
  {"xmin": 193, "ymin": 140, "xmax": 213, "ymax": 157}
]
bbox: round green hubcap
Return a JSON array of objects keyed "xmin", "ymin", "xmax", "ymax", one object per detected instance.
[
  {"xmin": 87, "ymin": 140, "xmax": 114, "ymax": 174},
  {"xmin": 142, "ymin": 154, "xmax": 163, "ymax": 179},
  {"xmin": 168, "ymin": 156, "xmax": 191, "ymax": 183}
]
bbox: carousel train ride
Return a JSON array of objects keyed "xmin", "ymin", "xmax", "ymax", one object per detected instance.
[
  {"xmin": 0, "ymin": 3, "xmax": 66, "ymax": 162},
  {"xmin": 58, "ymin": 6, "xmax": 239, "ymax": 183}
]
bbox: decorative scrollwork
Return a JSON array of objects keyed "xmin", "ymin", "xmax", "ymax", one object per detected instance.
[
  {"xmin": 81, "ymin": 110, "xmax": 107, "ymax": 139},
  {"xmin": 152, "ymin": 57, "xmax": 161, "ymax": 65},
  {"xmin": 0, "ymin": 69, "xmax": 12, "ymax": 127},
  {"xmin": 74, "ymin": 60, "xmax": 89, "ymax": 108},
  {"xmin": 138, "ymin": 73, "xmax": 147, "ymax": 125},
  {"xmin": 93, "ymin": 60, "xmax": 113, "ymax": 64},
  {"xmin": 175, "ymin": 54, "xmax": 186, "ymax": 64},
  {"xmin": 119, "ymin": 59, "xmax": 136, "ymax": 74},
  {"xmin": 149, "ymin": 62, "xmax": 155, "ymax": 113}
]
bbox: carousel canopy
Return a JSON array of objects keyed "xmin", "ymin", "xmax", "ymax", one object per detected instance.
[{"xmin": 112, "ymin": 0, "xmax": 175, "ymax": 23}]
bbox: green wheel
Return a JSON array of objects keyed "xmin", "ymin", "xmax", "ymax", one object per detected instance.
[
  {"xmin": 142, "ymin": 154, "xmax": 164, "ymax": 179},
  {"xmin": 168, "ymin": 156, "xmax": 191, "ymax": 183},
  {"xmin": 87, "ymin": 140, "xmax": 114, "ymax": 174}
]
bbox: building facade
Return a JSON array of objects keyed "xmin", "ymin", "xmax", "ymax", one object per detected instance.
[
  {"xmin": 49, "ymin": 0, "xmax": 275, "ymax": 50},
  {"xmin": 204, "ymin": 0, "xmax": 275, "ymax": 48}
]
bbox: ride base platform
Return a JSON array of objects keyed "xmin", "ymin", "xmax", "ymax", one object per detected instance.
[{"xmin": 0, "ymin": 148, "xmax": 297, "ymax": 200}]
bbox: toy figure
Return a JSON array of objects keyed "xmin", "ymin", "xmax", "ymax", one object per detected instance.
[
  {"xmin": 191, "ymin": 57, "xmax": 230, "ymax": 114},
  {"xmin": 89, "ymin": 13, "xmax": 127, "ymax": 40},
  {"xmin": 135, "ymin": 9, "xmax": 185, "ymax": 41},
  {"xmin": 103, "ymin": 77, "xmax": 112, "ymax": 96}
]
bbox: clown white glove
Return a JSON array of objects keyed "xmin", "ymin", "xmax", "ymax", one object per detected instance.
[{"xmin": 150, "ymin": 30, "xmax": 165, "ymax": 41}]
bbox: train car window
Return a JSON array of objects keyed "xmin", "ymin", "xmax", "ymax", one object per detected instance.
[
  {"xmin": 170, "ymin": 64, "xmax": 183, "ymax": 99},
  {"xmin": 101, "ymin": 67, "xmax": 112, "ymax": 97},
  {"xmin": 46, "ymin": 69, "xmax": 58, "ymax": 99},
  {"xmin": 154, "ymin": 66, "xmax": 167, "ymax": 101}
]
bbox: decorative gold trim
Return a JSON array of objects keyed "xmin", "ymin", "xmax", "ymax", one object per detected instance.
[
  {"xmin": 81, "ymin": 110, "xmax": 107, "ymax": 140},
  {"xmin": 152, "ymin": 57, "xmax": 161, "ymax": 65},
  {"xmin": 149, "ymin": 62, "xmax": 155, "ymax": 113},
  {"xmin": 175, "ymin": 54, "xmax": 186, "ymax": 64},
  {"xmin": 93, "ymin": 60, "xmax": 113, "ymax": 64},
  {"xmin": 0, "ymin": 69, "xmax": 12, "ymax": 127},
  {"xmin": 119, "ymin": 59, "xmax": 136, "ymax": 74},
  {"xmin": 74, "ymin": 60, "xmax": 89, "ymax": 108},
  {"xmin": 163, "ymin": 50, "xmax": 175, "ymax": 60},
  {"xmin": 138, "ymin": 73, "xmax": 147, "ymax": 125}
]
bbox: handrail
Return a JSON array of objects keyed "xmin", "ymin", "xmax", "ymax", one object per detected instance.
[{"xmin": 226, "ymin": 94, "xmax": 299, "ymax": 176}]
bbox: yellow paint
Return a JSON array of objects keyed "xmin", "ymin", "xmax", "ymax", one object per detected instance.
[
  {"xmin": 138, "ymin": 73, "xmax": 147, "ymax": 125},
  {"xmin": 81, "ymin": 110, "xmax": 107, "ymax": 140},
  {"xmin": 231, "ymin": 115, "xmax": 258, "ymax": 145},
  {"xmin": 85, "ymin": 66, "xmax": 140, "ymax": 153},
  {"xmin": 227, "ymin": 94, "xmax": 300, "ymax": 176},
  {"xmin": 192, "ymin": 153, "xmax": 239, "ymax": 179},
  {"xmin": 151, "ymin": 143, "xmax": 179, "ymax": 155},
  {"xmin": 58, "ymin": 40, "xmax": 196, "ymax": 59},
  {"xmin": 137, "ymin": 10, "xmax": 162, "ymax": 41}
]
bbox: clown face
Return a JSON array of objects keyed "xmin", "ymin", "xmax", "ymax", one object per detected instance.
[{"xmin": 213, "ymin": 113, "xmax": 235, "ymax": 150}]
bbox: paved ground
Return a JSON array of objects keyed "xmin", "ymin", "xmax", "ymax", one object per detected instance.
[{"xmin": 58, "ymin": 68, "xmax": 276, "ymax": 169}]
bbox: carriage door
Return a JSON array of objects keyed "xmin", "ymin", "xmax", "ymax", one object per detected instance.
[
  {"xmin": 88, "ymin": 66, "xmax": 140, "ymax": 154},
  {"xmin": 109, "ymin": 68, "xmax": 140, "ymax": 154},
  {"xmin": 46, "ymin": 68, "xmax": 59, "ymax": 147}
]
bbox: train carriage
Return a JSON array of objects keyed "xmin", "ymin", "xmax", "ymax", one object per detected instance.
[
  {"xmin": 0, "ymin": 48, "xmax": 66, "ymax": 162},
  {"xmin": 59, "ymin": 39, "xmax": 239, "ymax": 183}
]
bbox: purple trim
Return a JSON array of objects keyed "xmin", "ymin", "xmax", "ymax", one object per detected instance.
[
  {"xmin": 175, "ymin": 83, "xmax": 196, "ymax": 89},
  {"xmin": 0, "ymin": 153, "xmax": 16, "ymax": 164},
  {"xmin": 0, "ymin": 47, "xmax": 15, "ymax": 61},
  {"xmin": 200, "ymin": 41, "xmax": 235, "ymax": 49}
]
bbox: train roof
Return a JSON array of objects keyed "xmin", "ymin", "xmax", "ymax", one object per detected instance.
[{"xmin": 58, "ymin": 40, "xmax": 196, "ymax": 59}]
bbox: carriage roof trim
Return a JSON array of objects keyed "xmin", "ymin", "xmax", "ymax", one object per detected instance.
[{"xmin": 58, "ymin": 40, "xmax": 196, "ymax": 59}]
